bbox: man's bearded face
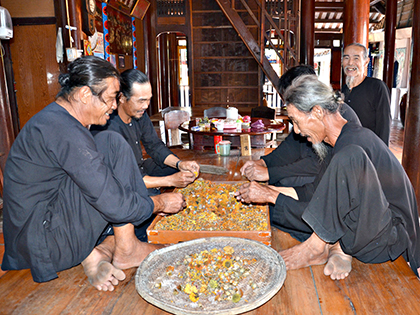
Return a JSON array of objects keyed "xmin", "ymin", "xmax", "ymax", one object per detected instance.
[{"xmin": 342, "ymin": 45, "xmax": 369, "ymax": 88}]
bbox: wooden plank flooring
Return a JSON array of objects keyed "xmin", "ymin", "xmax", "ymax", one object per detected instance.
[{"xmin": 1, "ymin": 120, "xmax": 420, "ymax": 315}]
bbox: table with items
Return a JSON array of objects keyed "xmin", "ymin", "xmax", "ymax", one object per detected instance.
[{"xmin": 179, "ymin": 116, "xmax": 286, "ymax": 150}]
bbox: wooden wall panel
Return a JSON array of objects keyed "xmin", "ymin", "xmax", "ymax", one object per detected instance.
[
  {"xmin": 10, "ymin": 24, "xmax": 60, "ymax": 127},
  {"xmin": 2, "ymin": 0, "xmax": 54, "ymax": 18}
]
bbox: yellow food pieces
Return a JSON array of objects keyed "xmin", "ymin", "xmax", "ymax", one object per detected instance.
[
  {"xmin": 162, "ymin": 247, "xmax": 257, "ymax": 304},
  {"xmin": 155, "ymin": 179, "xmax": 267, "ymax": 231}
]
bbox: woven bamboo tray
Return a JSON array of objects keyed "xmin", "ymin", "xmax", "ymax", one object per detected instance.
[{"xmin": 136, "ymin": 237, "xmax": 286, "ymax": 315}]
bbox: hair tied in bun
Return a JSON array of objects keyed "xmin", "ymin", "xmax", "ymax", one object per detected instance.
[
  {"xmin": 58, "ymin": 73, "xmax": 71, "ymax": 87},
  {"xmin": 333, "ymin": 90, "xmax": 343, "ymax": 103}
]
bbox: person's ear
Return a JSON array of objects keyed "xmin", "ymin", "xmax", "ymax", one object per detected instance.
[
  {"xmin": 78, "ymin": 86, "xmax": 93, "ymax": 104},
  {"xmin": 363, "ymin": 57, "xmax": 370, "ymax": 68},
  {"xmin": 312, "ymin": 105, "xmax": 324, "ymax": 120},
  {"xmin": 118, "ymin": 93, "xmax": 127, "ymax": 105}
]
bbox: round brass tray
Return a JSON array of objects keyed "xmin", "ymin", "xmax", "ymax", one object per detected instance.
[{"xmin": 135, "ymin": 237, "xmax": 286, "ymax": 315}]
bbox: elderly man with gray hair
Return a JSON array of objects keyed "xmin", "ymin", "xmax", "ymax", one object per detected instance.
[
  {"xmin": 342, "ymin": 43, "xmax": 391, "ymax": 145},
  {"xmin": 236, "ymin": 75, "xmax": 420, "ymax": 280}
]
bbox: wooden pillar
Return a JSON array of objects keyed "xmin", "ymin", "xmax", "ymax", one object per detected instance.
[
  {"xmin": 299, "ymin": 0, "xmax": 314, "ymax": 65},
  {"xmin": 402, "ymin": 0, "xmax": 420, "ymax": 215},
  {"xmin": 144, "ymin": 0, "xmax": 158, "ymax": 116},
  {"xmin": 382, "ymin": 0, "xmax": 398, "ymax": 93},
  {"xmin": 158, "ymin": 34, "xmax": 170, "ymax": 109},
  {"xmin": 343, "ymin": 0, "xmax": 369, "ymax": 48},
  {"xmin": 67, "ymin": 0, "xmax": 83, "ymax": 50},
  {"xmin": 0, "ymin": 46, "xmax": 14, "ymax": 193},
  {"xmin": 169, "ymin": 33, "xmax": 180, "ymax": 108}
]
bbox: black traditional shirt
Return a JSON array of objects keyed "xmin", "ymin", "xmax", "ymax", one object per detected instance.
[
  {"xmin": 2, "ymin": 102, "xmax": 153, "ymax": 282},
  {"xmin": 102, "ymin": 112, "xmax": 173, "ymax": 176},
  {"xmin": 263, "ymin": 103, "xmax": 360, "ymax": 188},
  {"xmin": 342, "ymin": 76, "xmax": 391, "ymax": 145}
]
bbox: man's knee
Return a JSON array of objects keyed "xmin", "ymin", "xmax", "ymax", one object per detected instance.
[{"xmin": 94, "ymin": 131, "xmax": 132, "ymax": 156}]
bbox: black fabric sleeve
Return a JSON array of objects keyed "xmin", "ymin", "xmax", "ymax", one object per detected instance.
[{"xmin": 374, "ymin": 81, "xmax": 391, "ymax": 145}]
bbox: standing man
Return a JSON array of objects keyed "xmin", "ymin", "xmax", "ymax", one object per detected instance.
[{"xmin": 342, "ymin": 43, "xmax": 391, "ymax": 145}]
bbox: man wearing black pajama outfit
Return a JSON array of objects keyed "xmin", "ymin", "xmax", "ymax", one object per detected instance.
[{"xmin": 236, "ymin": 75, "xmax": 420, "ymax": 280}]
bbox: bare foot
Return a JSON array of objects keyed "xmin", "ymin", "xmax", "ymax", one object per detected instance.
[
  {"xmin": 279, "ymin": 233, "xmax": 329, "ymax": 270},
  {"xmin": 82, "ymin": 237, "xmax": 126, "ymax": 291},
  {"xmin": 324, "ymin": 242, "xmax": 352, "ymax": 280},
  {"xmin": 112, "ymin": 239, "xmax": 165, "ymax": 270}
]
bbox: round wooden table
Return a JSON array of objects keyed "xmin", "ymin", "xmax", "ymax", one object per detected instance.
[{"xmin": 179, "ymin": 119, "xmax": 285, "ymax": 150}]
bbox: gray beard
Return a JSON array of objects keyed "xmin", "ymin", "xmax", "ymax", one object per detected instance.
[
  {"xmin": 313, "ymin": 142, "xmax": 329, "ymax": 162},
  {"xmin": 346, "ymin": 75, "xmax": 355, "ymax": 89}
]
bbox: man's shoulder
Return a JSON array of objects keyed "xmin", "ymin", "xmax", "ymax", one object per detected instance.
[
  {"xmin": 339, "ymin": 123, "xmax": 379, "ymax": 145},
  {"xmin": 363, "ymin": 77, "xmax": 388, "ymax": 89},
  {"xmin": 24, "ymin": 102, "xmax": 74, "ymax": 131}
]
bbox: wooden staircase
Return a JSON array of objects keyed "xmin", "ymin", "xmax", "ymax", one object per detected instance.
[
  {"xmin": 189, "ymin": 0, "xmax": 299, "ymax": 109},
  {"xmin": 214, "ymin": 0, "xmax": 299, "ymax": 95}
]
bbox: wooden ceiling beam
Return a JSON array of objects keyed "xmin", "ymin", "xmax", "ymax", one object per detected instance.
[{"xmin": 315, "ymin": 1, "xmax": 344, "ymax": 11}]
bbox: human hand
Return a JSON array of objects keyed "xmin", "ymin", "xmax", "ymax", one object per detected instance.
[
  {"xmin": 168, "ymin": 171, "xmax": 196, "ymax": 188},
  {"xmin": 240, "ymin": 161, "xmax": 269, "ymax": 181},
  {"xmin": 152, "ymin": 192, "xmax": 186, "ymax": 216},
  {"xmin": 234, "ymin": 181, "xmax": 278, "ymax": 204},
  {"xmin": 178, "ymin": 160, "xmax": 200, "ymax": 178}
]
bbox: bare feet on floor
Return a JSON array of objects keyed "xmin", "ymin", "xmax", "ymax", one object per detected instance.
[
  {"xmin": 82, "ymin": 237, "xmax": 126, "ymax": 291},
  {"xmin": 112, "ymin": 239, "xmax": 165, "ymax": 270},
  {"xmin": 324, "ymin": 242, "xmax": 352, "ymax": 280},
  {"xmin": 279, "ymin": 233, "xmax": 329, "ymax": 270}
]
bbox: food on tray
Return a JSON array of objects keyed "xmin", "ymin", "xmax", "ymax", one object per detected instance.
[
  {"xmin": 155, "ymin": 246, "xmax": 257, "ymax": 303},
  {"xmin": 154, "ymin": 179, "xmax": 268, "ymax": 231},
  {"xmin": 250, "ymin": 119, "xmax": 265, "ymax": 131}
]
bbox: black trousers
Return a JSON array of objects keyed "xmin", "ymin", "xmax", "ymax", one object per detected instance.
[
  {"xmin": 46, "ymin": 131, "xmax": 148, "ymax": 271},
  {"xmin": 272, "ymin": 145, "xmax": 408, "ymax": 265}
]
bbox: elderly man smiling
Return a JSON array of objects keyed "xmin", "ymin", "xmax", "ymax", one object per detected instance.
[
  {"xmin": 236, "ymin": 75, "xmax": 420, "ymax": 280},
  {"xmin": 341, "ymin": 43, "xmax": 391, "ymax": 145}
]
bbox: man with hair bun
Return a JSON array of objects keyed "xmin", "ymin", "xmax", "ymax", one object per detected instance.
[
  {"xmin": 241, "ymin": 65, "xmax": 360, "ymax": 187},
  {"xmin": 237, "ymin": 75, "xmax": 420, "ymax": 280},
  {"xmin": 2, "ymin": 56, "xmax": 186, "ymax": 291},
  {"xmin": 239, "ymin": 66, "xmax": 360, "ymax": 242}
]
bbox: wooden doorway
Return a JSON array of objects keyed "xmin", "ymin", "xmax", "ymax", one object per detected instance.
[{"xmin": 156, "ymin": 32, "xmax": 189, "ymax": 111}]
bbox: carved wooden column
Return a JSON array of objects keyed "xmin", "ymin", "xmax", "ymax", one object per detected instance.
[
  {"xmin": 67, "ymin": 0, "xmax": 83, "ymax": 50},
  {"xmin": 402, "ymin": 0, "xmax": 420, "ymax": 215},
  {"xmin": 343, "ymin": 0, "xmax": 370, "ymax": 48},
  {"xmin": 299, "ymin": 0, "xmax": 314, "ymax": 65},
  {"xmin": 382, "ymin": 0, "xmax": 398, "ymax": 93}
]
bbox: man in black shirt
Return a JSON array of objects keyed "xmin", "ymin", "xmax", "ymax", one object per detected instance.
[
  {"xmin": 236, "ymin": 75, "xmax": 420, "ymax": 281},
  {"xmin": 2, "ymin": 57, "xmax": 186, "ymax": 290},
  {"xmin": 93, "ymin": 69, "xmax": 199, "ymax": 196},
  {"xmin": 241, "ymin": 65, "xmax": 360, "ymax": 187},
  {"xmin": 239, "ymin": 66, "xmax": 360, "ymax": 242},
  {"xmin": 342, "ymin": 43, "xmax": 391, "ymax": 145}
]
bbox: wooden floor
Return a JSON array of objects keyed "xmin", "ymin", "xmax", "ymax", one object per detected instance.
[{"xmin": 1, "ymin": 120, "xmax": 419, "ymax": 315}]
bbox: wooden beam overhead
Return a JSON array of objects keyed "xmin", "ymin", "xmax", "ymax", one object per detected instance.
[{"xmin": 315, "ymin": 1, "xmax": 344, "ymax": 11}]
